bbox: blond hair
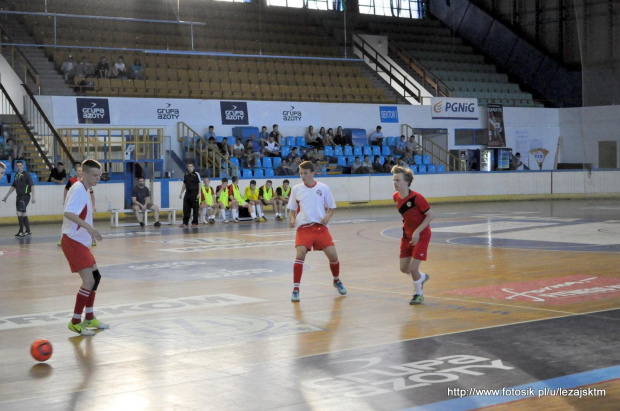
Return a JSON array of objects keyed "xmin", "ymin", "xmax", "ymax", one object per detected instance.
[{"xmin": 391, "ymin": 164, "xmax": 414, "ymax": 185}]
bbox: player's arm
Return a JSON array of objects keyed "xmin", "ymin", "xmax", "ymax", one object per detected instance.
[
  {"xmin": 90, "ymin": 189, "xmax": 96, "ymax": 211},
  {"xmin": 411, "ymin": 209, "xmax": 434, "ymax": 245},
  {"xmin": 320, "ymin": 208, "xmax": 334, "ymax": 225},
  {"xmin": 131, "ymin": 195, "xmax": 143, "ymax": 209},
  {"xmin": 2, "ymin": 186, "xmax": 15, "ymax": 201},
  {"xmin": 64, "ymin": 211, "xmax": 102, "ymax": 241},
  {"xmin": 179, "ymin": 183, "xmax": 186, "ymax": 199},
  {"xmin": 29, "ymin": 180, "xmax": 36, "ymax": 203}
]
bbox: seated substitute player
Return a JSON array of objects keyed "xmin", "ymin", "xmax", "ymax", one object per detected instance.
[
  {"xmin": 228, "ymin": 175, "xmax": 258, "ymax": 223},
  {"xmin": 287, "ymin": 161, "xmax": 346, "ymax": 302},
  {"xmin": 258, "ymin": 180, "xmax": 279, "ymax": 221},
  {"xmin": 61, "ymin": 159, "xmax": 107, "ymax": 336},
  {"xmin": 243, "ymin": 179, "xmax": 265, "ymax": 222},
  {"xmin": 391, "ymin": 165, "xmax": 433, "ymax": 305},
  {"xmin": 275, "ymin": 179, "xmax": 291, "ymax": 221},
  {"xmin": 199, "ymin": 176, "xmax": 219, "ymax": 224},
  {"xmin": 215, "ymin": 177, "xmax": 231, "ymax": 223},
  {"xmin": 131, "ymin": 177, "xmax": 161, "ymax": 227}
]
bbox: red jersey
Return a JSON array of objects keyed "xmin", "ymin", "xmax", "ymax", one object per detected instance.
[{"xmin": 393, "ymin": 190, "xmax": 431, "ymax": 239}]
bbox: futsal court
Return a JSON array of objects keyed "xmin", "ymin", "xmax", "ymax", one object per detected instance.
[{"xmin": 0, "ymin": 198, "xmax": 619, "ymax": 410}]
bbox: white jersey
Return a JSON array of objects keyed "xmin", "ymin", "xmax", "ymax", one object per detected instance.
[
  {"xmin": 62, "ymin": 181, "xmax": 93, "ymax": 248},
  {"xmin": 287, "ymin": 181, "xmax": 336, "ymax": 227}
]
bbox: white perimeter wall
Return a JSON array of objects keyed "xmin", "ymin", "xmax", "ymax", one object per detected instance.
[{"xmin": 2, "ymin": 170, "xmax": 618, "ymax": 218}]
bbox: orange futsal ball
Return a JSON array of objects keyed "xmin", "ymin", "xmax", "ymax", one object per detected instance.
[{"xmin": 31, "ymin": 339, "xmax": 53, "ymax": 362}]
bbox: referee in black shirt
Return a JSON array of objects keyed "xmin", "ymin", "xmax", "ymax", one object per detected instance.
[
  {"xmin": 2, "ymin": 160, "xmax": 36, "ymax": 236},
  {"xmin": 179, "ymin": 161, "xmax": 201, "ymax": 227}
]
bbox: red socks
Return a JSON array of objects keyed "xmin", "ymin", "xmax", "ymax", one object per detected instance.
[
  {"xmin": 72, "ymin": 287, "xmax": 91, "ymax": 324},
  {"xmin": 293, "ymin": 258, "xmax": 304, "ymax": 289},
  {"xmin": 330, "ymin": 260, "xmax": 340, "ymax": 280}
]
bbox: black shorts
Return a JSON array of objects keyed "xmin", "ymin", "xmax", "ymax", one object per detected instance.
[{"xmin": 16, "ymin": 194, "xmax": 30, "ymax": 212}]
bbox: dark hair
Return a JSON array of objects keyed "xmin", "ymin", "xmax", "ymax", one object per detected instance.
[
  {"xmin": 57, "ymin": 162, "xmax": 64, "ymax": 166},
  {"xmin": 299, "ymin": 161, "xmax": 314, "ymax": 172},
  {"xmin": 221, "ymin": 177, "xmax": 228, "ymax": 182},
  {"xmin": 82, "ymin": 159, "xmax": 101, "ymax": 170},
  {"xmin": 232, "ymin": 176, "xmax": 239, "ymax": 183},
  {"xmin": 138, "ymin": 177, "xmax": 145, "ymax": 181},
  {"xmin": 266, "ymin": 180, "xmax": 273, "ymax": 184},
  {"xmin": 273, "ymin": 124, "xmax": 278, "ymax": 128},
  {"xmin": 377, "ymin": 126, "xmax": 382, "ymax": 130},
  {"xmin": 262, "ymin": 126, "xmax": 267, "ymax": 130},
  {"xmin": 283, "ymin": 179, "xmax": 289, "ymax": 184},
  {"xmin": 250, "ymin": 180, "xmax": 257, "ymax": 185},
  {"xmin": 187, "ymin": 161, "xmax": 194, "ymax": 166},
  {"xmin": 209, "ymin": 125, "xmax": 214, "ymax": 129},
  {"xmin": 16, "ymin": 160, "xmax": 24, "ymax": 165}
]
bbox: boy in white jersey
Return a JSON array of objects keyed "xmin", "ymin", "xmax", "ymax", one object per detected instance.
[
  {"xmin": 61, "ymin": 159, "xmax": 107, "ymax": 336},
  {"xmin": 287, "ymin": 161, "xmax": 346, "ymax": 302}
]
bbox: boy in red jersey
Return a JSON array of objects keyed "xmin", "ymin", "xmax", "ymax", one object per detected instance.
[
  {"xmin": 62, "ymin": 159, "xmax": 107, "ymax": 335},
  {"xmin": 287, "ymin": 161, "xmax": 346, "ymax": 302},
  {"xmin": 392, "ymin": 165, "xmax": 434, "ymax": 305}
]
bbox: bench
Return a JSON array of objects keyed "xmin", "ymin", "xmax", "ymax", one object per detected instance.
[{"xmin": 109, "ymin": 208, "xmax": 178, "ymax": 227}]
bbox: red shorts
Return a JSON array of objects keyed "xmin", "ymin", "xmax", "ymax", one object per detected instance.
[
  {"xmin": 295, "ymin": 224, "xmax": 334, "ymax": 251},
  {"xmin": 61, "ymin": 235, "xmax": 96, "ymax": 273},
  {"xmin": 400, "ymin": 232, "xmax": 431, "ymax": 260}
]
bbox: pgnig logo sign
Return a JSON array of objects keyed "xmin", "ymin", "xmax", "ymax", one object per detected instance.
[
  {"xmin": 430, "ymin": 97, "xmax": 478, "ymax": 120},
  {"xmin": 220, "ymin": 101, "xmax": 249, "ymax": 125},
  {"xmin": 76, "ymin": 98, "xmax": 110, "ymax": 124},
  {"xmin": 379, "ymin": 106, "xmax": 399, "ymax": 123}
]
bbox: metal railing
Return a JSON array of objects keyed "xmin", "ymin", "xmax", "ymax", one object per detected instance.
[
  {"xmin": 56, "ymin": 127, "xmax": 164, "ymax": 173},
  {"xmin": 401, "ymin": 124, "xmax": 464, "ymax": 171},
  {"xmin": 177, "ymin": 122, "xmax": 238, "ymax": 178},
  {"xmin": 22, "ymin": 84, "xmax": 74, "ymax": 165},
  {"xmin": 388, "ymin": 41, "xmax": 452, "ymax": 98},
  {"xmin": 0, "ymin": 22, "xmax": 40, "ymax": 89},
  {"xmin": 352, "ymin": 34, "xmax": 423, "ymax": 103},
  {"xmin": 0, "ymin": 82, "xmax": 52, "ymax": 170}
]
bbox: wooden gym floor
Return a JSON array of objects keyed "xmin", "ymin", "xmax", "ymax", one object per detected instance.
[{"xmin": 0, "ymin": 198, "xmax": 619, "ymax": 410}]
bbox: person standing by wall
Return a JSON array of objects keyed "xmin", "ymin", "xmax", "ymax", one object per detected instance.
[
  {"xmin": 2, "ymin": 160, "xmax": 36, "ymax": 236},
  {"xmin": 179, "ymin": 162, "xmax": 201, "ymax": 228}
]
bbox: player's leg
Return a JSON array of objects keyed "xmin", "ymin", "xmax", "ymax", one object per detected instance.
[
  {"xmin": 181, "ymin": 195, "xmax": 191, "ymax": 226},
  {"xmin": 406, "ymin": 258, "xmax": 429, "ymax": 305},
  {"xmin": 191, "ymin": 197, "xmax": 199, "ymax": 226},
  {"xmin": 231, "ymin": 199, "xmax": 240, "ymax": 222},
  {"xmin": 132, "ymin": 204, "xmax": 143, "ymax": 226},
  {"xmin": 150, "ymin": 203, "xmax": 160, "ymax": 225},
  {"xmin": 323, "ymin": 245, "xmax": 346, "ymax": 295},
  {"xmin": 199, "ymin": 203, "xmax": 208, "ymax": 223},
  {"xmin": 80, "ymin": 264, "xmax": 109, "ymax": 329},
  {"xmin": 217, "ymin": 201, "xmax": 228, "ymax": 223},
  {"xmin": 291, "ymin": 245, "xmax": 308, "ymax": 302},
  {"xmin": 21, "ymin": 196, "xmax": 32, "ymax": 235}
]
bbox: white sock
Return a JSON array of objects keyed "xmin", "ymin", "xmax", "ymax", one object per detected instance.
[
  {"xmin": 201, "ymin": 207, "xmax": 207, "ymax": 220},
  {"xmin": 256, "ymin": 204, "xmax": 262, "ymax": 216},
  {"xmin": 220, "ymin": 209, "xmax": 226, "ymax": 220},
  {"xmin": 250, "ymin": 210, "xmax": 256, "ymax": 219},
  {"xmin": 413, "ymin": 272, "xmax": 427, "ymax": 294},
  {"xmin": 232, "ymin": 209, "xmax": 238, "ymax": 219}
]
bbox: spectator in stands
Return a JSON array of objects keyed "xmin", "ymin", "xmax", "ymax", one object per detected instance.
[
  {"xmin": 384, "ymin": 155, "xmax": 396, "ymax": 172},
  {"xmin": 323, "ymin": 127, "xmax": 336, "ymax": 147},
  {"xmin": 60, "ymin": 55, "xmax": 77, "ymax": 83},
  {"xmin": 291, "ymin": 157, "xmax": 302, "ymax": 174},
  {"xmin": 205, "ymin": 136, "xmax": 219, "ymax": 158},
  {"xmin": 131, "ymin": 177, "xmax": 161, "ymax": 227},
  {"xmin": 243, "ymin": 144, "xmax": 260, "ymax": 169},
  {"xmin": 277, "ymin": 158, "xmax": 294, "ymax": 176},
  {"xmin": 95, "ymin": 56, "xmax": 111, "ymax": 79},
  {"xmin": 351, "ymin": 156, "xmax": 363, "ymax": 174},
  {"xmin": 406, "ymin": 135, "xmax": 418, "ymax": 160},
  {"xmin": 269, "ymin": 124, "xmax": 284, "ymax": 145},
  {"xmin": 263, "ymin": 135, "xmax": 280, "ymax": 157},
  {"xmin": 370, "ymin": 126, "xmax": 384, "ymax": 146},
  {"xmin": 232, "ymin": 138, "xmax": 245, "ymax": 159},
  {"xmin": 5, "ymin": 138, "xmax": 24, "ymax": 167},
  {"xmin": 361, "ymin": 155, "xmax": 372, "ymax": 173},
  {"xmin": 73, "ymin": 56, "xmax": 94, "ymax": 78},
  {"xmin": 258, "ymin": 126, "xmax": 270, "ymax": 145},
  {"xmin": 205, "ymin": 125, "xmax": 216, "ymax": 140},
  {"xmin": 395, "ymin": 135, "xmax": 407, "ymax": 156},
  {"xmin": 112, "ymin": 56, "xmax": 127, "ymax": 79},
  {"xmin": 372, "ymin": 155, "xmax": 385, "ymax": 173},
  {"xmin": 218, "ymin": 137, "xmax": 232, "ymax": 159},
  {"xmin": 129, "ymin": 58, "xmax": 144, "ymax": 80},
  {"xmin": 69, "ymin": 161, "xmax": 81, "ymax": 178},
  {"xmin": 334, "ymin": 125, "xmax": 352, "ymax": 146},
  {"xmin": 286, "ymin": 147, "xmax": 299, "ymax": 162},
  {"xmin": 398, "ymin": 158, "xmax": 409, "ymax": 168},
  {"xmin": 305, "ymin": 125, "xmax": 323, "ymax": 148},
  {"xmin": 48, "ymin": 161, "xmax": 67, "ymax": 184},
  {"xmin": 247, "ymin": 133, "xmax": 262, "ymax": 153},
  {"xmin": 312, "ymin": 159, "xmax": 324, "ymax": 175}
]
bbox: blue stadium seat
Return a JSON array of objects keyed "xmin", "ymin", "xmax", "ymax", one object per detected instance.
[
  {"xmin": 337, "ymin": 156, "xmax": 347, "ymax": 167},
  {"xmin": 253, "ymin": 169, "xmax": 264, "ymax": 177},
  {"xmin": 334, "ymin": 146, "xmax": 343, "ymax": 156},
  {"xmin": 417, "ymin": 164, "xmax": 427, "ymax": 174},
  {"xmin": 344, "ymin": 145, "xmax": 353, "ymax": 156},
  {"xmin": 265, "ymin": 168, "xmax": 275, "ymax": 177},
  {"xmin": 262, "ymin": 157, "xmax": 273, "ymax": 168},
  {"xmin": 230, "ymin": 157, "xmax": 240, "ymax": 168},
  {"xmin": 427, "ymin": 164, "xmax": 437, "ymax": 173},
  {"xmin": 422, "ymin": 155, "xmax": 431, "ymax": 165},
  {"xmin": 372, "ymin": 146, "xmax": 381, "ymax": 156},
  {"xmin": 280, "ymin": 146, "xmax": 290, "ymax": 157},
  {"xmin": 296, "ymin": 136, "xmax": 305, "ymax": 147},
  {"xmin": 411, "ymin": 165, "xmax": 418, "ymax": 174},
  {"xmin": 437, "ymin": 164, "xmax": 445, "ymax": 173},
  {"xmin": 353, "ymin": 146, "xmax": 362, "ymax": 156},
  {"xmin": 286, "ymin": 136, "xmax": 295, "ymax": 146},
  {"xmin": 324, "ymin": 146, "xmax": 333, "ymax": 157},
  {"xmin": 347, "ymin": 156, "xmax": 355, "ymax": 165},
  {"xmin": 363, "ymin": 146, "xmax": 372, "ymax": 156},
  {"xmin": 31, "ymin": 173, "xmax": 38, "ymax": 182},
  {"xmin": 386, "ymin": 137, "xmax": 396, "ymax": 147},
  {"xmin": 382, "ymin": 146, "xmax": 390, "ymax": 156},
  {"xmin": 379, "ymin": 156, "xmax": 385, "ymax": 165},
  {"xmin": 242, "ymin": 169, "xmax": 252, "ymax": 177},
  {"xmin": 255, "ymin": 158, "xmax": 262, "ymax": 168},
  {"xmin": 216, "ymin": 136, "xmax": 224, "ymax": 142},
  {"xmin": 272, "ymin": 157, "xmax": 282, "ymax": 168},
  {"xmin": 414, "ymin": 154, "xmax": 422, "ymax": 164}
]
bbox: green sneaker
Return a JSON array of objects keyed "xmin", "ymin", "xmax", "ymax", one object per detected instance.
[
  {"xmin": 83, "ymin": 317, "xmax": 109, "ymax": 329},
  {"xmin": 57, "ymin": 239, "xmax": 62, "ymax": 246},
  {"xmin": 409, "ymin": 294, "xmax": 424, "ymax": 305},
  {"xmin": 68, "ymin": 321, "xmax": 95, "ymax": 336},
  {"xmin": 291, "ymin": 289, "xmax": 300, "ymax": 302},
  {"xmin": 333, "ymin": 280, "xmax": 347, "ymax": 295}
]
